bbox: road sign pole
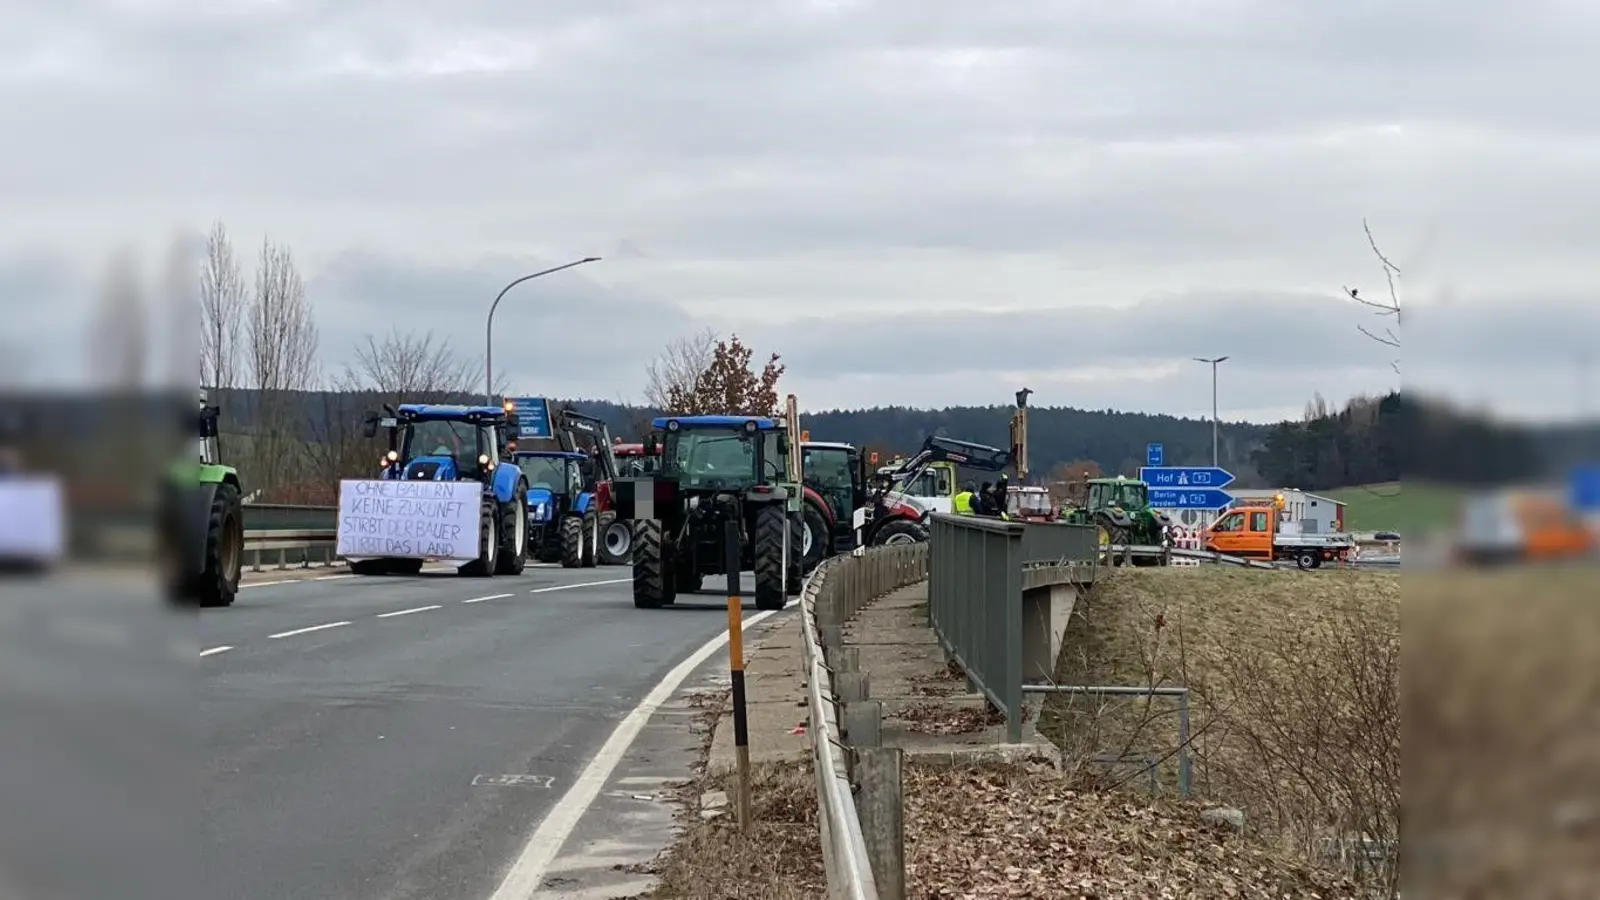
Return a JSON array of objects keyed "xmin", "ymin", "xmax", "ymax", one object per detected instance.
[{"xmin": 724, "ymin": 520, "xmax": 753, "ymax": 831}]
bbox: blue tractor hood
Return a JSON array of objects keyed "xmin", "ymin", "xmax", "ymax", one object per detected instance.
[
  {"xmin": 401, "ymin": 455, "xmax": 459, "ymax": 481},
  {"xmin": 528, "ymin": 486, "xmax": 558, "ymax": 521}
]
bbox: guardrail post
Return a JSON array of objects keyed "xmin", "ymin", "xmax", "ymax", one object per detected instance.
[
  {"xmin": 1002, "ymin": 527, "xmax": 1023, "ymax": 743},
  {"xmin": 855, "ymin": 746, "xmax": 905, "ymax": 900},
  {"xmin": 277, "ymin": 546, "xmax": 287, "ymax": 570}
]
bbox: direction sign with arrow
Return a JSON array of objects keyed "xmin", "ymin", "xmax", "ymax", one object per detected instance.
[
  {"xmin": 1148, "ymin": 487, "xmax": 1234, "ymax": 509},
  {"xmin": 1139, "ymin": 466, "xmax": 1235, "ymax": 489}
]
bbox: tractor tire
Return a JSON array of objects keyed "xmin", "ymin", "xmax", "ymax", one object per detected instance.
[
  {"xmin": 872, "ymin": 518, "xmax": 927, "ymax": 546},
  {"xmin": 197, "ymin": 482, "xmax": 243, "ymax": 608},
  {"xmin": 753, "ymin": 503, "xmax": 787, "ymax": 610},
  {"xmin": 390, "ymin": 559, "xmax": 424, "ymax": 575},
  {"xmin": 560, "ymin": 515, "xmax": 584, "ymax": 568},
  {"xmin": 633, "ymin": 519, "xmax": 674, "ymax": 609},
  {"xmin": 350, "ymin": 559, "xmax": 390, "ymax": 576},
  {"xmin": 494, "ymin": 483, "xmax": 528, "ymax": 575},
  {"xmin": 787, "ymin": 510, "xmax": 804, "ymax": 596},
  {"xmin": 597, "ymin": 511, "xmax": 630, "ymax": 565},
  {"xmin": 800, "ymin": 500, "xmax": 830, "ymax": 572},
  {"xmin": 458, "ymin": 498, "xmax": 499, "ymax": 577},
  {"xmin": 581, "ymin": 511, "xmax": 599, "ymax": 568}
]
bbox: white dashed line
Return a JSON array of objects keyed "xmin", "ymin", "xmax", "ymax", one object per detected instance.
[
  {"xmin": 463, "ymin": 593, "xmax": 514, "ymax": 604},
  {"xmin": 314, "ymin": 574, "xmax": 355, "ymax": 581},
  {"xmin": 269, "ymin": 621, "xmax": 351, "ymax": 639},
  {"xmin": 239, "ymin": 580, "xmax": 292, "ymax": 589},
  {"xmin": 200, "ymin": 645, "xmax": 232, "ymax": 657},
  {"xmin": 530, "ymin": 578, "xmax": 631, "ymax": 594},
  {"xmin": 377, "ymin": 605, "xmax": 442, "ymax": 618}
]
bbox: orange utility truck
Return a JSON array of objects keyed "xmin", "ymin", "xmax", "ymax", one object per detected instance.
[
  {"xmin": 1455, "ymin": 488, "xmax": 1595, "ymax": 564},
  {"xmin": 1201, "ymin": 494, "xmax": 1355, "ymax": 569}
]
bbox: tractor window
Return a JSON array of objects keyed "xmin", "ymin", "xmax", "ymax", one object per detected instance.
[
  {"xmin": 405, "ymin": 420, "xmax": 477, "ymax": 467},
  {"xmin": 803, "ymin": 449, "xmax": 854, "ymax": 492},
  {"xmin": 1088, "ymin": 482, "xmax": 1111, "ymax": 508},
  {"xmin": 1010, "ymin": 490, "xmax": 1051, "ymax": 516},
  {"xmin": 1114, "ymin": 482, "xmax": 1147, "ymax": 507},
  {"xmin": 666, "ymin": 429, "xmax": 758, "ymax": 488},
  {"xmin": 762, "ymin": 430, "xmax": 786, "ymax": 480},
  {"xmin": 515, "ymin": 456, "xmax": 566, "ymax": 492},
  {"xmin": 934, "ymin": 468, "xmax": 953, "ymax": 497}
]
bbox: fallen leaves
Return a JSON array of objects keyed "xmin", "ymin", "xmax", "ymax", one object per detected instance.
[{"xmin": 894, "ymin": 701, "xmax": 1004, "ymax": 734}]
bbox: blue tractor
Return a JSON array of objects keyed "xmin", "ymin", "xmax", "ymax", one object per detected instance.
[
  {"xmin": 510, "ymin": 449, "xmax": 600, "ymax": 567},
  {"xmin": 356, "ymin": 403, "xmax": 530, "ymax": 577}
]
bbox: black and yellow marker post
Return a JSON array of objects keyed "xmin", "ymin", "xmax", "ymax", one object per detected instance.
[{"xmin": 724, "ymin": 519, "xmax": 753, "ymax": 829}]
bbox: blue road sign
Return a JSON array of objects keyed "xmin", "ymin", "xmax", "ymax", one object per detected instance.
[
  {"xmin": 1139, "ymin": 466, "xmax": 1235, "ymax": 489},
  {"xmin": 1571, "ymin": 464, "xmax": 1600, "ymax": 512},
  {"xmin": 1149, "ymin": 487, "xmax": 1234, "ymax": 509},
  {"xmin": 1146, "ymin": 443, "xmax": 1164, "ymax": 467},
  {"xmin": 508, "ymin": 396, "xmax": 552, "ymax": 439}
]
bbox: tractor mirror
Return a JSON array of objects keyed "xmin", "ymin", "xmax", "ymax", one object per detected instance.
[{"xmin": 362, "ymin": 413, "xmax": 381, "ymax": 438}]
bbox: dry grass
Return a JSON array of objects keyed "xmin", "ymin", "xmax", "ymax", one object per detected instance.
[
  {"xmin": 1404, "ymin": 564, "xmax": 1600, "ymax": 898},
  {"xmin": 640, "ymin": 757, "xmax": 1361, "ymax": 899},
  {"xmin": 1040, "ymin": 565, "xmax": 1400, "ymax": 892}
]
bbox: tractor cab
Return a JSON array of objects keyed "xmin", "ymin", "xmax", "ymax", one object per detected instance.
[
  {"xmin": 650, "ymin": 415, "xmax": 787, "ymax": 491},
  {"xmin": 1087, "ymin": 477, "xmax": 1149, "ymax": 512},
  {"xmin": 366, "ymin": 404, "xmax": 513, "ymax": 484},
  {"xmin": 802, "ymin": 441, "xmax": 869, "ymax": 558},
  {"xmin": 511, "ymin": 449, "xmax": 599, "ymax": 565}
]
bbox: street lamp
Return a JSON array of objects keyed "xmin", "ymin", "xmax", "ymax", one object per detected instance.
[
  {"xmin": 1193, "ymin": 356, "xmax": 1229, "ymax": 467},
  {"xmin": 485, "ymin": 256, "xmax": 603, "ymax": 403}
]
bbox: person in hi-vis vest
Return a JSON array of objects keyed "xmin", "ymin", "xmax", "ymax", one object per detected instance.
[{"xmin": 953, "ymin": 482, "xmax": 978, "ymax": 515}]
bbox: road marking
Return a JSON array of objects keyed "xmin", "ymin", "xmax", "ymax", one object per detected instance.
[
  {"xmin": 269, "ymin": 621, "xmax": 350, "ymax": 639},
  {"xmin": 487, "ymin": 595, "xmax": 795, "ymax": 900},
  {"xmin": 314, "ymin": 574, "xmax": 354, "ymax": 581},
  {"xmin": 239, "ymin": 580, "xmax": 292, "ymax": 589},
  {"xmin": 530, "ymin": 578, "xmax": 631, "ymax": 594},
  {"xmin": 377, "ymin": 604, "xmax": 442, "ymax": 618},
  {"xmin": 199, "ymin": 645, "xmax": 232, "ymax": 657},
  {"xmin": 473, "ymin": 774, "xmax": 556, "ymax": 788},
  {"xmin": 463, "ymin": 593, "xmax": 514, "ymax": 604}
]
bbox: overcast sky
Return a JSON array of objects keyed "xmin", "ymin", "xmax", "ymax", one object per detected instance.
[{"xmin": 2, "ymin": 0, "xmax": 1595, "ymax": 423}]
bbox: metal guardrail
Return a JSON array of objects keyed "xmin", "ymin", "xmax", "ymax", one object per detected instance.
[
  {"xmin": 242, "ymin": 503, "xmax": 336, "ymax": 532},
  {"xmin": 926, "ymin": 515, "xmax": 1101, "ymax": 742},
  {"xmin": 802, "ymin": 543, "xmax": 929, "ymax": 900},
  {"xmin": 244, "ymin": 528, "xmax": 337, "ymax": 570}
]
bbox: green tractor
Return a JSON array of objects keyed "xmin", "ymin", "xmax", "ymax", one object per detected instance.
[
  {"xmin": 161, "ymin": 390, "xmax": 245, "ymax": 607},
  {"xmin": 610, "ymin": 414, "xmax": 804, "ymax": 610},
  {"xmin": 1062, "ymin": 475, "xmax": 1172, "ymax": 566}
]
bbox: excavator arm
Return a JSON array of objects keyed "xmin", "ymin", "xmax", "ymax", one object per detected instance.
[
  {"xmin": 551, "ymin": 405, "xmax": 619, "ymax": 483},
  {"xmin": 875, "ymin": 435, "xmax": 1011, "ymax": 501}
]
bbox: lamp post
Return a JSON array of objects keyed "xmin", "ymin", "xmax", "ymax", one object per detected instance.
[
  {"xmin": 1193, "ymin": 356, "xmax": 1229, "ymax": 467},
  {"xmin": 485, "ymin": 256, "xmax": 602, "ymax": 403}
]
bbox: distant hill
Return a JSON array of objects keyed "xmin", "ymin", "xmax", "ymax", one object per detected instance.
[{"xmin": 205, "ymin": 389, "xmax": 1274, "ymax": 487}]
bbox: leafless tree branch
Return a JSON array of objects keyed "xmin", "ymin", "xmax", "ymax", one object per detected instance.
[
  {"xmin": 246, "ymin": 236, "xmax": 319, "ymax": 494},
  {"xmin": 337, "ymin": 328, "xmax": 489, "ymax": 403},
  {"xmin": 200, "ymin": 221, "xmax": 246, "ymax": 390},
  {"xmin": 643, "ymin": 327, "xmax": 717, "ymax": 410},
  {"xmin": 1345, "ymin": 218, "xmax": 1403, "ymax": 374}
]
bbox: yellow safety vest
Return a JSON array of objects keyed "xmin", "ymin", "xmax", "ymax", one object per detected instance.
[{"xmin": 953, "ymin": 491, "xmax": 976, "ymax": 515}]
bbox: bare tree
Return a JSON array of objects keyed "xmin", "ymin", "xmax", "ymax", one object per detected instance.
[
  {"xmin": 200, "ymin": 221, "xmax": 246, "ymax": 390},
  {"xmin": 246, "ymin": 236, "xmax": 320, "ymax": 495},
  {"xmin": 643, "ymin": 327, "xmax": 717, "ymax": 411},
  {"xmin": 1343, "ymin": 219, "xmax": 1402, "ymax": 375},
  {"xmin": 337, "ymin": 328, "xmax": 488, "ymax": 403}
]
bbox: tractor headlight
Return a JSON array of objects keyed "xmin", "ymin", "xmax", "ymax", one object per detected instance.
[
  {"xmin": 386, "ymin": 450, "xmax": 399, "ymax": 462},
  {"xmin": 478, "ymin": 454, "xmax": 490, "ymax": 466},
  {"xmin": 530, "ymin": 502, "xmax": 546, "ymax": 521}
]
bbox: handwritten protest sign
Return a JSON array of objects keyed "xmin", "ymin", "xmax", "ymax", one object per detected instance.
[
  {"xmin": 0, "ymin": 476, "xmax": 65, "ymax": 561},
  {"xmin": 336, "ymin": 479, "xmax": 482, "ymax": 562}
]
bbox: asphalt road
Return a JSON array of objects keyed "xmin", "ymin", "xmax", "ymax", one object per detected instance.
[{"xmin": 0, "ymin": 562, "xmax": 778, "ymax": 900}]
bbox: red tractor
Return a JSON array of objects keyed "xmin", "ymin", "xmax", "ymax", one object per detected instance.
[{"xmin": 594, "ymin": 438, "xmax": 660, "ymax": 564}]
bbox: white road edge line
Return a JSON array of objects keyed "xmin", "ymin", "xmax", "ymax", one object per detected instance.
[
  {"xmin": 268, "ymin": 621, "xmax": 351, "ymax": 639},
  {"xmin": 377, "ymin": 605, "xmax": 442, "ymax": 618},
  {"xmin": 463, "ymin": 593, "xmax": 514, "ymax": 604},
  {"xmin": 199, "ymin": 645, "xmax": 232, "ymax": 657},
  {"xmin": 239, "ymin": 580, "xmax": 291, "ymax": 589},
  {"xmin": 529, "ymin": 578, "xmax": 631, "ymax": 594},
  {"xmin": 314, "ymin": 574, "xmax": 355, "ymax": 581},
  {"xmin": 487, "ymin": 593, "xmax": 798, "ymax": 900}
]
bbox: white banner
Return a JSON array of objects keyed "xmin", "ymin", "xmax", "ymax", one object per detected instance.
[
  {"xmin": 337, "ymin": 479, "xmax": 482, "ymax": 562},
  {"xmin": 0, "ymin": 476, "xmax": 65, "ymax": 561}
]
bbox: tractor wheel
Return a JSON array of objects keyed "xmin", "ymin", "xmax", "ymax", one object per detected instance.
[
  {"xmin": 197, "ymin": 482, "xmax": 243, "ymax": 607},
  {"xmin": 753, "ymin": 503, "xmax": 788, "ymax": 610},
  {"xmin": 787, "ymin": 510, "xmax": 804, "ymax": 596},
  {"xmin": 495, "ymin": 484, "xmax": 528, "ymax": 575},
  {"xmin": 633, "ymin": 519, "xmax": 675, "ymax": 609},
  {"xmin": 872, "ymin": 518, "xmax": 927, "ymax": 546},
  {"xmin": 581, "ymin": 510, "xmax": 599, "ymax": 568},
  {"xmin": 560, "ymin": 515, "xmax": 584, "ymax": 568},
  {"xmin": 458, "ymin": 498, "xmax": 499, "ymax": 577},
  {"xmin": 598, "ymin": 511, "xmax": 630, "ymax": 565},
  {"xmin": 350, "ymin": 559, "xmax": 390, "ymax": 576},
  {"xmin": 801, "ymin": 500, "xmax": 830, "ymax": 572},
  {"xmin": 390, "ymin": 559, "xmax": 424, "ymax": 575}
]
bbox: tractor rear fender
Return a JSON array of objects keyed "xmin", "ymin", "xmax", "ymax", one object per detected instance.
[
  {"xmin": 745, "ymin": 484, "xmax": 789, "ymax": 504},
  {"xmin": 574, "ymin": 491, "xmax": 594, "ymax": 514},
  {"xmin": 1102, "ymin": 509, "xmax": 1133, "ymax": 527},
  {"xmin": 801, "ymin": 485, "xmax": 835, "ymax": 525}
]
